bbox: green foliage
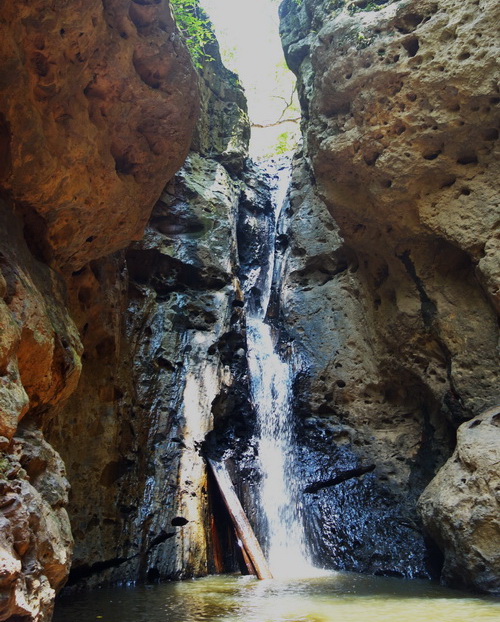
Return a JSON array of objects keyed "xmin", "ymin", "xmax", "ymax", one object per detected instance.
[
  {"xmin": 274, "ymin": 131, "xmax": 295, "ymax": 154},
  {"xmin": 347, "ymin": 1, "xmax": 388, "ymax": 14},
  {"xmin": 170, "ymin": 0, "xmax": 214, "ymax": 69},
  {"xmin": 0, "ymin": 456, "xmax": 8, "ymax": 480}
]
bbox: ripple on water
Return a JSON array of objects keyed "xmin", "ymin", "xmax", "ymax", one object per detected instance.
[{"xmin": 53, "ymin": 572, "xmax": 500, "ymax": 622}]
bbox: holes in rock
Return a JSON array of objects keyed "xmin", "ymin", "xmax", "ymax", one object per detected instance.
[
  {"xmin": 363, "ymin": 151, "xmax": 380, "ymax": 166},
  {"xmin": 381, "ymin": 179, "xmax": 392, "ymax": 188},
  {"xmin": 336, "ymin": 380, "xmax": 346, "ymax": 388},
  {"xmin": 460, "ymin": 187, "xmax": 471, "ymax": 196},
  {"xmin": 403, "ymin": 37, "xmax": 419, "ymax": 57},
  {"xmin": 100, "ymin": 460, "xmax": 130, "ymax": 487},
  {"xmin": 490, "ymin": 97, "xmax": 500, "ymax": 105},
  {"xmin": 113, "ymin": 151, "xmax": 136, "ymax": 175},
  {"xmin": 406, "ymin": 93, "xmax": 417, "ymax": 102},
  {"xmin": 491, "ymin": 413, "xmax": 500, "ymax": 427},
  {"xmin": 31, "ymin": 52, "xmax": 49, "ymax": 77},
  {"xmin": 60, "ymin": 28, "xmax": 66, "ymax": 36},
  {"xmin": 171, "ymin": 516, "xmax": 189, "ymax": 527},
  {"xmin": 469, "ymin": 419, "xmax": 481, "ymax": 428},
  {"xmin": 86, "ymin": 235, "xmax": 96, "ymax": 243},
  {"xmin": 395, "ymin": 124, "xmax": 406, "ymax": 135},
  {"xmin": 156, "ymin": 356, "xmax": 175, "ymax": 371},
  {"xmin": 345, "ymin": 72, "xmax": 352, "ymax": 80},
  {"xmin": 423, "ymin": 150, "xmax": 441, "ymax": 160},
  {"xmin": 458, "ymin": 51, "xmax": 470, "ymax": 61},
  {"xmin": 395, "ymin": 13, "xmax": 425, "ymax": 34},
  {"xmin": 483, "ymin": 128, "xmax": 498, "ymax": 141},
  {"xmin": 457, "ymin": 154, "xmax": 478, "ymax": 165},
  {"xmin": 440, "ymin": 176, "xmax": 456, "ymax": 189}
]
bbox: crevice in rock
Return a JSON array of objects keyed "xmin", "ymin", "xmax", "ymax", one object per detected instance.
[
  {"xmin": 66, "ymin": 557, "xmax": 132, "ymax": 586},
  {"xmin": 397, "ymin": 250, "xmax": 437, "ymax": 327},
  {"xmin": 0, "ymin": 113, "xmax": 12, "ymax": 181}
]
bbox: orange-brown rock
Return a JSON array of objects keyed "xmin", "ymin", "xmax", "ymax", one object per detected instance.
[
  {"xmin": 0, "ymin": 201, "xmax": 82, "ymax": 439},
  {"xmin": 0, "ymin": 0, "xmax": 199, "ymax": 271}
]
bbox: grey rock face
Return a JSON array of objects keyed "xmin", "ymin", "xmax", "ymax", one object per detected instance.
[
  {"xmin": 45, "ymin": 35, "xmax": 256, "ymax": 584},
  {"xmin": 46, "ymin": 154, "xmax": 252, "ymax": 587},
  {"xmin": 278, "ymin": 0, "xmax": 499, "ymax": 587}
]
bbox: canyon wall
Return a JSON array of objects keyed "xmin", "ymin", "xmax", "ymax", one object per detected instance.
[
  {"xmin": 44, "ymin": 25, "xmax": 257, "ymax": 590},
  {"xmin": 1, "ymin": 0, "xmax": 499, "ymax": 618},
  {"xmin": 279, "ymin": 0, "xmax": 499, "ymax": 592},
  {"xmin": 0, "ymin": 0, "xmax": 199, "ymax": 618}
]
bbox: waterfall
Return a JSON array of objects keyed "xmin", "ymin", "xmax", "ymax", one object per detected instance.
[{"xmin": 244, "ymin": 157, "xmax": 314, "ymax": 578}]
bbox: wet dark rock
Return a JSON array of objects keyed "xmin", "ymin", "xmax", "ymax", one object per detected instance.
[{"xmin": 277, "ymin": 0, "xmax": 499, "ymax": 590}]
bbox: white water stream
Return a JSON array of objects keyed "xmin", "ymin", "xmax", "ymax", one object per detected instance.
[{"xmin": 245, "ymin": 159, "xmax": 316, "ymax": 578}]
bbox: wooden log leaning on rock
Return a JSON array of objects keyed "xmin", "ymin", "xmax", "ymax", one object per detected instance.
[
  {"xmin": 303, "ymin": 464, "xmax": 376, "ymax": 494},
  {"xmin": 207, "ymin": 458, "xmax": 273, "ymax": 580}
]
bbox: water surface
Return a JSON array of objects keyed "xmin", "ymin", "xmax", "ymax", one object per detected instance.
[{"xmin": 53, "ymin": 572, "xmax": 500, "ymax": 622}]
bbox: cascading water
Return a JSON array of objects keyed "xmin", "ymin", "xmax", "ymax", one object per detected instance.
[{"xmin": 244, "ymin": 157, "xmax": 315, "ymax": 578}]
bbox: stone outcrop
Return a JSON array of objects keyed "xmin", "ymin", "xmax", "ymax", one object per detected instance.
[
  {"xmin": 278, "ymin": 0, "xmax": 499, "ymax": 588},
  {"xmin": 46, "ymin": 152, "xmax": 249, "ymax": 586},
  {"xmin": 0, "ymin": 0, "xmax": 199, "ymax": 618},
  {"xmin": 0, "ymin": 429, "xmax": 72, "ymax": 621},
  {"xmin": 0, "ymin": 203, "xmax": 83, "ymax": 441},
  {"xmin": 44, "ymin": 30, "xmax": 255, "ymax": 589},
  {"xmin": 0, "ymin": 0, "xmax": 198, "ymax": 271},
  {"xmin": 418, "ymin": 406, "xmax": 500, "ymax": 594}
]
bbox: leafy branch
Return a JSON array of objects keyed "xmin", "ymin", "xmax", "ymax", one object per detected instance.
[{"xmin": 170, "ymin": 0, "xmax": 214, "ymax": 68}]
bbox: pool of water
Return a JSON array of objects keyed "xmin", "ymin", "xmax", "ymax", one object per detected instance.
[{"xmin": 53, "ymin": 572, "xmax": 500, "ymax": 622}]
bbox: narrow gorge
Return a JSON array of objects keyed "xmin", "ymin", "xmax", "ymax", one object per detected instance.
[{"xmin": 0, "ymin": 0, "xmax": 498, "ymax": 621}]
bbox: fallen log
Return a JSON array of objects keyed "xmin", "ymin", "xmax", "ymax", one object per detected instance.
[
  {"xmin": 207, "ymin": 458, "xmax": 273, "ymax": 580},
  {"xmin": 303, "ymin": 464, "xmax": 376, "ymax": 494}
]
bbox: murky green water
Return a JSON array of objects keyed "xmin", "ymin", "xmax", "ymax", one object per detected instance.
[{"xmin": 53, "ymin": 572, "xmax": 500, "ymax": 622}]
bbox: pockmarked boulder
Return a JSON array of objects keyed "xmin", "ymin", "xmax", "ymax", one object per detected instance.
[
  {"xmin": 0, "ymin": 0, "xmax": 199, "ymax": 271},
  {"xmin": 418, "ymin": 406, "xmax": 500, "ymax": 594}
]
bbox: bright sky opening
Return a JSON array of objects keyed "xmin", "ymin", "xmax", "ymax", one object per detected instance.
[{"xmin": 199, "ymin": 0, "xmax": 300, "ymax": 158}]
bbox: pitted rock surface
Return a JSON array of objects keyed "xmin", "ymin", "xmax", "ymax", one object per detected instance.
[
  {"xmin": 278, "ymin": 0, "xmax": 499, "ymax": 587},
  {"xmin": 419, "ymin": 406, "xmax": 500, "ymax": 594},
  {"xmin": 0, "ymin": 0, "xmax": 198, "ymax": 270}
]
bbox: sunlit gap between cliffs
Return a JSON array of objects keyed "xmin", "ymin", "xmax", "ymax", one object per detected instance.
[{"xmin": 199, "ymin": 0, "xmax": 300, "ymax": 159}]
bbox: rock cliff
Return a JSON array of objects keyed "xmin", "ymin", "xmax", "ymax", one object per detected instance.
[
  {"xmin": 279, "ymin": 0, "xmax": 499, "ymax": 591},
  {"xmin": 1, "ymin": 0, "xmax": 499, "ymax": 616},
  {"xmin": 44, "ymin": 19, "xmax": 256, "ymax": 590},
  {"xmin": 0, "ymin": 0, "xmax": 198, "ymax": 618},
  {"xmin": 0, "ymin": 0, "xmax": 198, "ymax": 271}
]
